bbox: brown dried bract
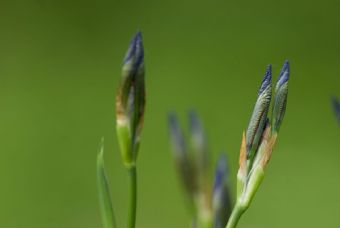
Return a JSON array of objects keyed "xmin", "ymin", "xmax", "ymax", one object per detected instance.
[{"xmin": 239, "ymin": 132, "xmax": 247, "ymax": 176}]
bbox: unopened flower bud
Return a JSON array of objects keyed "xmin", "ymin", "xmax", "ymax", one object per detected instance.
[{"xmin": 116, "ymin": 32, "xmax": 145, "ymax": 167}]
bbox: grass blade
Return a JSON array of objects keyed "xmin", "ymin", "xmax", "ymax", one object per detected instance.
[{"xmin": 97, "ymin": 139, "xmax": 117, "ymax": 228}]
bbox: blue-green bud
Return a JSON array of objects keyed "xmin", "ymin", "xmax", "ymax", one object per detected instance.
[
  {"xmin": 272, "ymin": 60, "xmax": 289, "ymax": 133},
  {"xmin": 188, "ymin": 111, "xmax": 209, "ymax": 177},
  {"xmin": 213, "ymin": 154, "xmax": 232, "ymax": 228},
  {"xmin": 116, "ymin": 32, "xmax": 145, "ymax": 167},
  {"xmin": 168, "ymin": 113, "xmax": 197, "ymax": 199},
  {"xmin": 246, "ymin": 65, "xmax": 272, "ymax": 159}
]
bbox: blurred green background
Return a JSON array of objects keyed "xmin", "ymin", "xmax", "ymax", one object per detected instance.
[{"xmin": 0, "ymin": 0, "xmax": 340, "ymax": 227}]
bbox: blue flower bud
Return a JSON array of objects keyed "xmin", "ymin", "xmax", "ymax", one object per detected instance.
[
  {"xmin": 213, "ymin": 154, "xmax": 232, "ymax": 228},
  {"xmin": 246, "ymin": 65, "xmax": 272, "ymax": 159},
  {"xmin": 116, "ymin": 32, "xmax": 145, "ymax": 167},
  {"xmin": 272, "ymin": 60, "xmax": 289, "ymax": 133},
  {"xmin": 188, "ymin": 111, "xmax": 209, "ymax": 174},
  {"xmin": 168, "ymin": 113, "xmax": 186, "ymax": 157},
  {"xmin": 168, "ymin": 113, "xmax": 197, "ymax": 199}
]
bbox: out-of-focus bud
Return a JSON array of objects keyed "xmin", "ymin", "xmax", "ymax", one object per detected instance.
[
  {"xmin": 168, "ymin": 113, "xmax": 197, "ymax": 200},
  {"xmin": 116, "ymin": 32, "xmax": 145, "ymax": 167},
  {"xmin": 272, "ymin": 60, "xmax": 289, "ymax": 133},
  {"xmin": 188, "ymin": 111, "xmax": 209, "ymax": 181},
  {"xmin": 188, "ymin": 112, "xmax": 212, "ymax": 227},
  {"xmin": 332, "ymin": 96, "xmax": 340, "ymax": 125},
  {"xmin": 213, "ymin": 155, "xmax": 232, "ymax": 228},
  {"xmin": 246, "ymin": 65, "xmax": 272, "ymax": 159},
  {"xmin": 168, "ymin": 113, "xmax": 186, "ymax": 158}
]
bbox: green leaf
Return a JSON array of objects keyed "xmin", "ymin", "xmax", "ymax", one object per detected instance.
[{"xmin": 97, "ymin": 139, "xmax": 117, "ymax": 228}]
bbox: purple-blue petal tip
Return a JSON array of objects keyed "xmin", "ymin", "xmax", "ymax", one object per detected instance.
[
  {"xmin": 168, "ymin": 112, "xmax": 186, "ymax": 155},
  {"xmin": 188, "ymin": 110, "xmax": 208, "ymax": 163},
  {"xmin": 123, "ymin": 31, "xmax": 144, "ymax": 65},
  {"xmin": 188, "ymin": 110, "xmax": 202, "ymax": 135},
  {"xmin": 213, "ymin": 154, "xmax": 228, "ymax": 193},
  {"xmin": 168, "ymin": 112, "xmax": 180, "ymax": 137},
  {"xmin": 258, "ymin": 64, "xmax": 272, "ymax": 95},
  {"xmin": 277, "ymin": 60, "xmax": 290, "ymax": 87},
  {"xmin": 332, "ymin": 96, "xmax": 340, "ymax": 124}
]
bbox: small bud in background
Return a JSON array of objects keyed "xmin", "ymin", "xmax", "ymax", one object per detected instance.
[
  {"xmin": 168, "ymin": 113, "xmax": 197, "ymax": 201},
  {"xmin": 246, "ymin": 65, "xmax": 272, "ymax": 159},
  {"xmin": 192, "ymin": 220, "xmax": 197, "ymax": 228},
  {"xmin": 167, "ymin": 112, "xmax": 216, "ymax": 228},
  {"xmin": 213, "ymin": 155, "xmax": 232, "ymax": 228},
  {"xmin": 188, "ymin": 112, "xmax": 213, "ymax": 228},
  {"xmin": 168, "ymin": 113, "xmax": 186, "ymax": 156},
  {"xmin": 272, "ymin": 60, "xmax": 290, "ymax": 133},
  {"xmin": 332, "ymin": 96, "xmax": 340, "ymax": 124},
  {"xmin": 188, "ymin": 111, "xmax": 209, "ymax": 184},
  {"xmin": 116, "ymin": 32, "xmax": 145, "ymax": 167}
]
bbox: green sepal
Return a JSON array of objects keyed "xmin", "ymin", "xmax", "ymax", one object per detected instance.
[
  {"xmin": 236, "ymin": 172, "xmax": 245, "ymax": 201},
  {"xmin": 242, "ymin": 166, "xmax": 265, "ymax": 209},
  {"xmin": 116, "ymin": 123, "xmax": 134, "ymax": 167}
]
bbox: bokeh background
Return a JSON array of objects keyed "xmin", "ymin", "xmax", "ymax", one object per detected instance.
[{"xmin": 1, "ymin": 0, "xmax": 340, "ymax": 227}]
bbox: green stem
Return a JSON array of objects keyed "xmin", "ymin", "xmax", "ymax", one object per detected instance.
[
  {"xmin": 127, "ymin": 165, "xmax": 137, "ymax": 228},
  {"xmin": 226, "ymin": 204, "xmax": 245, "ymax": 228}
]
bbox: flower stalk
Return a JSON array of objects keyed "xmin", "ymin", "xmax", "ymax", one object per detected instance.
[
  {"xmin": 127, "ymin": 166, "xmax": 137, "ymax": 228},
  {"xmin": 97, "ymin": 31, "xmax": 145, "ymax": 228},
  {"xmin": 116, "ymin": 32, "xmax": 145, "ymax": 228}
]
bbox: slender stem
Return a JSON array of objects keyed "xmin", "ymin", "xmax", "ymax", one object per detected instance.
[
  {"xmin": 127, "ymin": 165, "xmax": 137, "ymax": 228},
  {"xmin": 226, "ymin": 204, "xmax": 245, "ymax": 228}
]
